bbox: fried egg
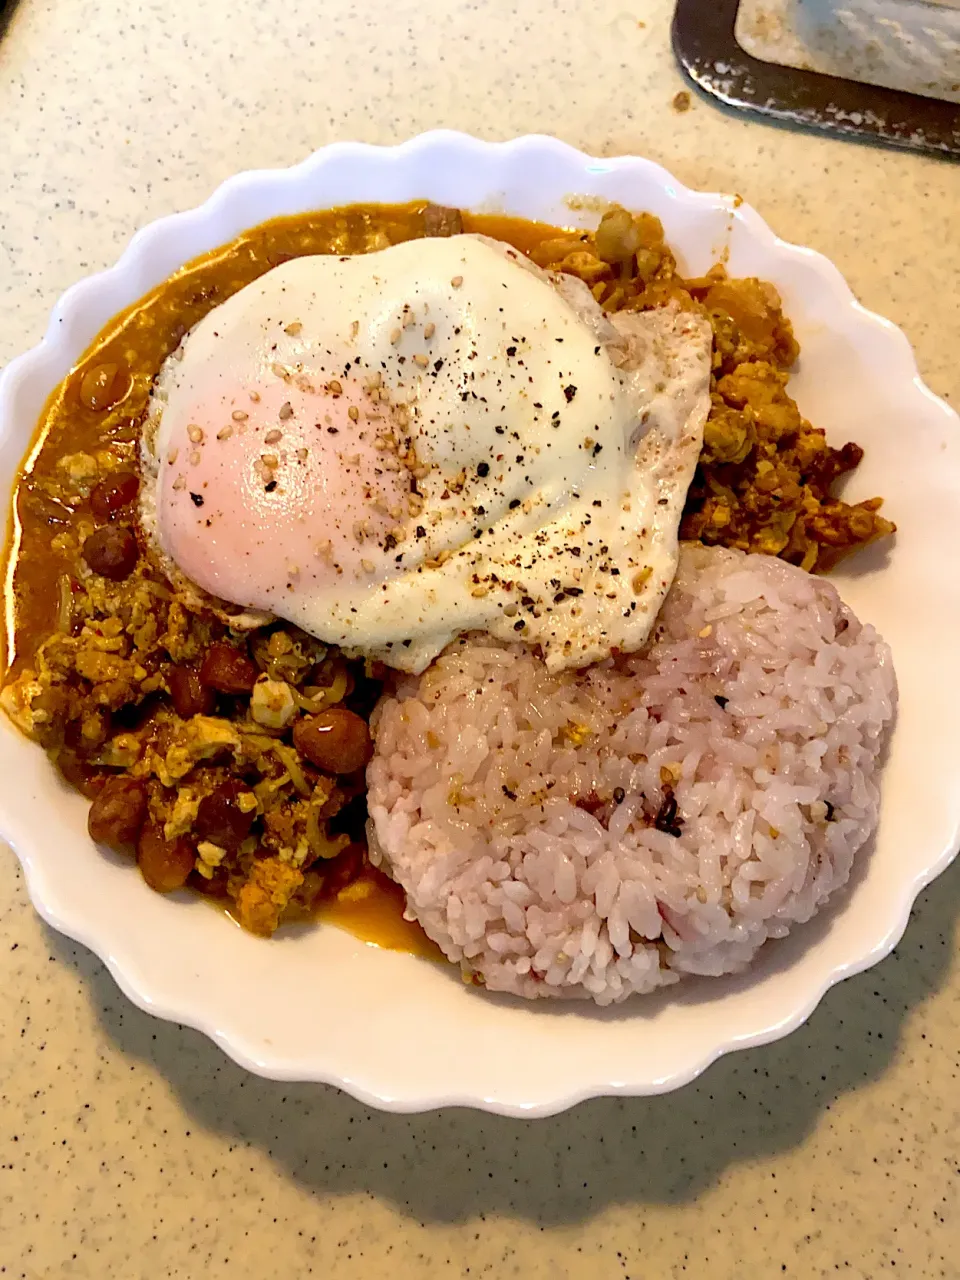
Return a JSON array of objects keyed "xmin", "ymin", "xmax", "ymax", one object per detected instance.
[{"xmin": 141, "ymin": 234, "xmax": 711, "ymax": 672}]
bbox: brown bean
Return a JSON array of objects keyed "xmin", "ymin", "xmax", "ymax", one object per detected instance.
[
  {"xmin": 90, "ymin": 470, "xmax": 139, "ymax": 520},
  {"xmin": 136, "ymin": 823, "xmax": 195, "ymax": 893},
  {"xmin": 58, "ymin": 749, "xmax": 104, "ymax": 800},
  {"xmin": 82, "ymin": 524, "xmax": 138, "ymax": 580},
  {"xmin": 78, "ymin": 361, "xmax": 130, "ymax": 412},
  {"xmin": 87, "ymin": 776, "xmax": 148, "ymax": 851},
  {"xmin": 168, "ymin": 665, "xmax": 216, "ymax": 718},
  {"xmin": 195, "ymin": 780, "xmax": 255, "ymax": 852},
  {"xmin": 293, "ymin": 708, "xmax": 372, "ymax": 774},
  {"xmin": 200, "ymin": 643, "xmax": 258, "ymax": 695}
]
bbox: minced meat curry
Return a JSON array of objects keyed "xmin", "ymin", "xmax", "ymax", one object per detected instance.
[{"xmin": 0, "ymin": 202, "xmax": 894, "ymax": 937}]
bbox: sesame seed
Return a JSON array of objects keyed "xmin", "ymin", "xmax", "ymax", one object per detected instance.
[
  {"xmin": 261, "ymin": 453, "xmax": 279, "ymax": 468},
  {"xmin": 350, "ymin": 320, "xmax": 360, "ymax": 339},
  {"xmin": 232, "ymin": 410, "xmax": 248, "ymax": 422},
  {"xmin": 451, "ymin": 275, "xmax": 463, "ymax": 288},
  {"xmin": 315, "ymin": 539, "xmax": 332, "ymax": 558},
  {"xmin": 278, "ymin": 402, "xmax": 294, "ymax": 420},
  {"xmin": 413, "ymin": 354, "xmax": 430, "ymax": 368},
  {"xmin": 172, "ymin": 475, "xmax": 186, "ymax": 491},
  {"xmin": 327, "ymin": 380, "xmax": 343, "ymax": 396},
  {"xmin": 166, "ymin": 448, "xmax": 179, "ymax": 465},
  {"xmin": 423, "ymin": 322, "xmax": 436, "ymax": 340},
  {"xmin": 348, "ymin": 406, "xmax": 360, "ymax": 421},
  {"xmin": 264, "ymin": 429, "xmax": 282, "ymax": 444},
  {"xmin": 296, "ymin": 448, "xmax": 308, "ymax": 462},
  {"xmin": 216, "ymin": 426, "xmax": 234, "ymax": 442},
  {"xmin": 271, "ymin": 363, "xmax": 289, "ymax": 380},
  {"xmin": 187, "ymin": 425, "xmax": 204, "ymax": 444},
  {"xmin": 389, "ymin": 328, "xmax": 402, "ymax": 345},
  {"xmin": 283, "ymin": 321, "xmax": 302, "ymax": 336},
  {"xmin": 189, "ymin": 450, "xmax": 201, "ymax": 466},
  {"xmin": 471, "ymin": 585, "xmax": 489, "ymax": 598},
  {"xmin": 249, "ymin": 390, "xmax": 261, "ymax": 403},
  {"xmin": 361, "ymin": 559, "xmax": 375, "ymax": 573}
]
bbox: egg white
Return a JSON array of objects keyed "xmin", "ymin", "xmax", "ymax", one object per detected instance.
[{"xmin": 141, "ymin": 235, "xmax": 711, "ymax": 671}]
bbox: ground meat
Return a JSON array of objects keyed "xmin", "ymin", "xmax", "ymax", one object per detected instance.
[
  {"xmin": 534, "ymin": 210, "xmax": 894, "ymax": 572},
  {"xmin": 234, "ymin": 856, "xmax": 304, "ymax": 936}
]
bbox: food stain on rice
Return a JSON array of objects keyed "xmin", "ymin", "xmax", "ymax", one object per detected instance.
[{"xmin": 367, "ymin": 544, "xmax": 897, "ymax": 1005}]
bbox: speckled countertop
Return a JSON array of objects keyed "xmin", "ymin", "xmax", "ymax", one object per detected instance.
[{"xmin": 1, "ymin": 0, "xmax": 959, "ymax": 1275}]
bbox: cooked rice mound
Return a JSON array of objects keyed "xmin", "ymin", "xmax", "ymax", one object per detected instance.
[{"xmin": 367, "ymin": 545, "xmax": 896, "ymax": 1004}]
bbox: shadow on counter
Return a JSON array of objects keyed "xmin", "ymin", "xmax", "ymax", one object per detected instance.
[{"xmin": 47, "ymin": 850, "xmax": 960, "ymax": 1226}]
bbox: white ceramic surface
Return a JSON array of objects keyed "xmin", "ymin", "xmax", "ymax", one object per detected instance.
[{"xmin": 1, "ymin": 132, "xmax": 958, "ymax": 1118}]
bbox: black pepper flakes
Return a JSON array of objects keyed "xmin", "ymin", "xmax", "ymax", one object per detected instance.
[
  {"xmin": 189, "ymin": 492, "xmax": 204, "ymax": 507},
  {"xmin": 477, "ymin": 462, "xmax": 490, "ymax": 478},
  {"xmin": 264, "ymin": 480, "xmax": 278, "ymax": 493},
  {"xmin": 563, "ymin": 385, "xmax": 577, "ymax": 403}
]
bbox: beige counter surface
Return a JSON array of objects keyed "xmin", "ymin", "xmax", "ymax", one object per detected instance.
[{"xmin": 1, "ymin": 1, "xmax": 959, "ymax": 1275}]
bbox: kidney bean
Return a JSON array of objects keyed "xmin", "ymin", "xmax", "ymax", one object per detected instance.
[
  {"xmin": 195, "ymin": 780, "xmax": 255, "ymax": 852},
  {"xmin": 293, "ymin": 708, "xmax": 372, "ymax": 774},
  {"xmin": 136, "ymin": 823, "xmax": 195, "ymax": 893},
  {"xmin": 200, "ymin": 643, "xmax": 258, "ymax": 695},
  {"xmin": 168, "ymin": 665, "xmax": 216, "ymax": 718},
  {"xmin": 58, "ymin": 749, "xmax": 104, "ymax": 800},
  {"xmin": 82, "ymin": 524, "xmax": 138, "ymax": 580},
  {"xmin": 78, "ymin": 361, "xmax": 130, "ymax": 412},
  {"xmin": 87, "ymin": 776, "xmax": 148, "ymax": 851},
  {"xmin": 90, "ymin": 470, "xmax": 139, "ymax": 520}
]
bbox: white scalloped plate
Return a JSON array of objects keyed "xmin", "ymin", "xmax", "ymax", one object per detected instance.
[{"xmin": 1, "ymin": 133, "xmax": 959, "ymax": 1117}]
